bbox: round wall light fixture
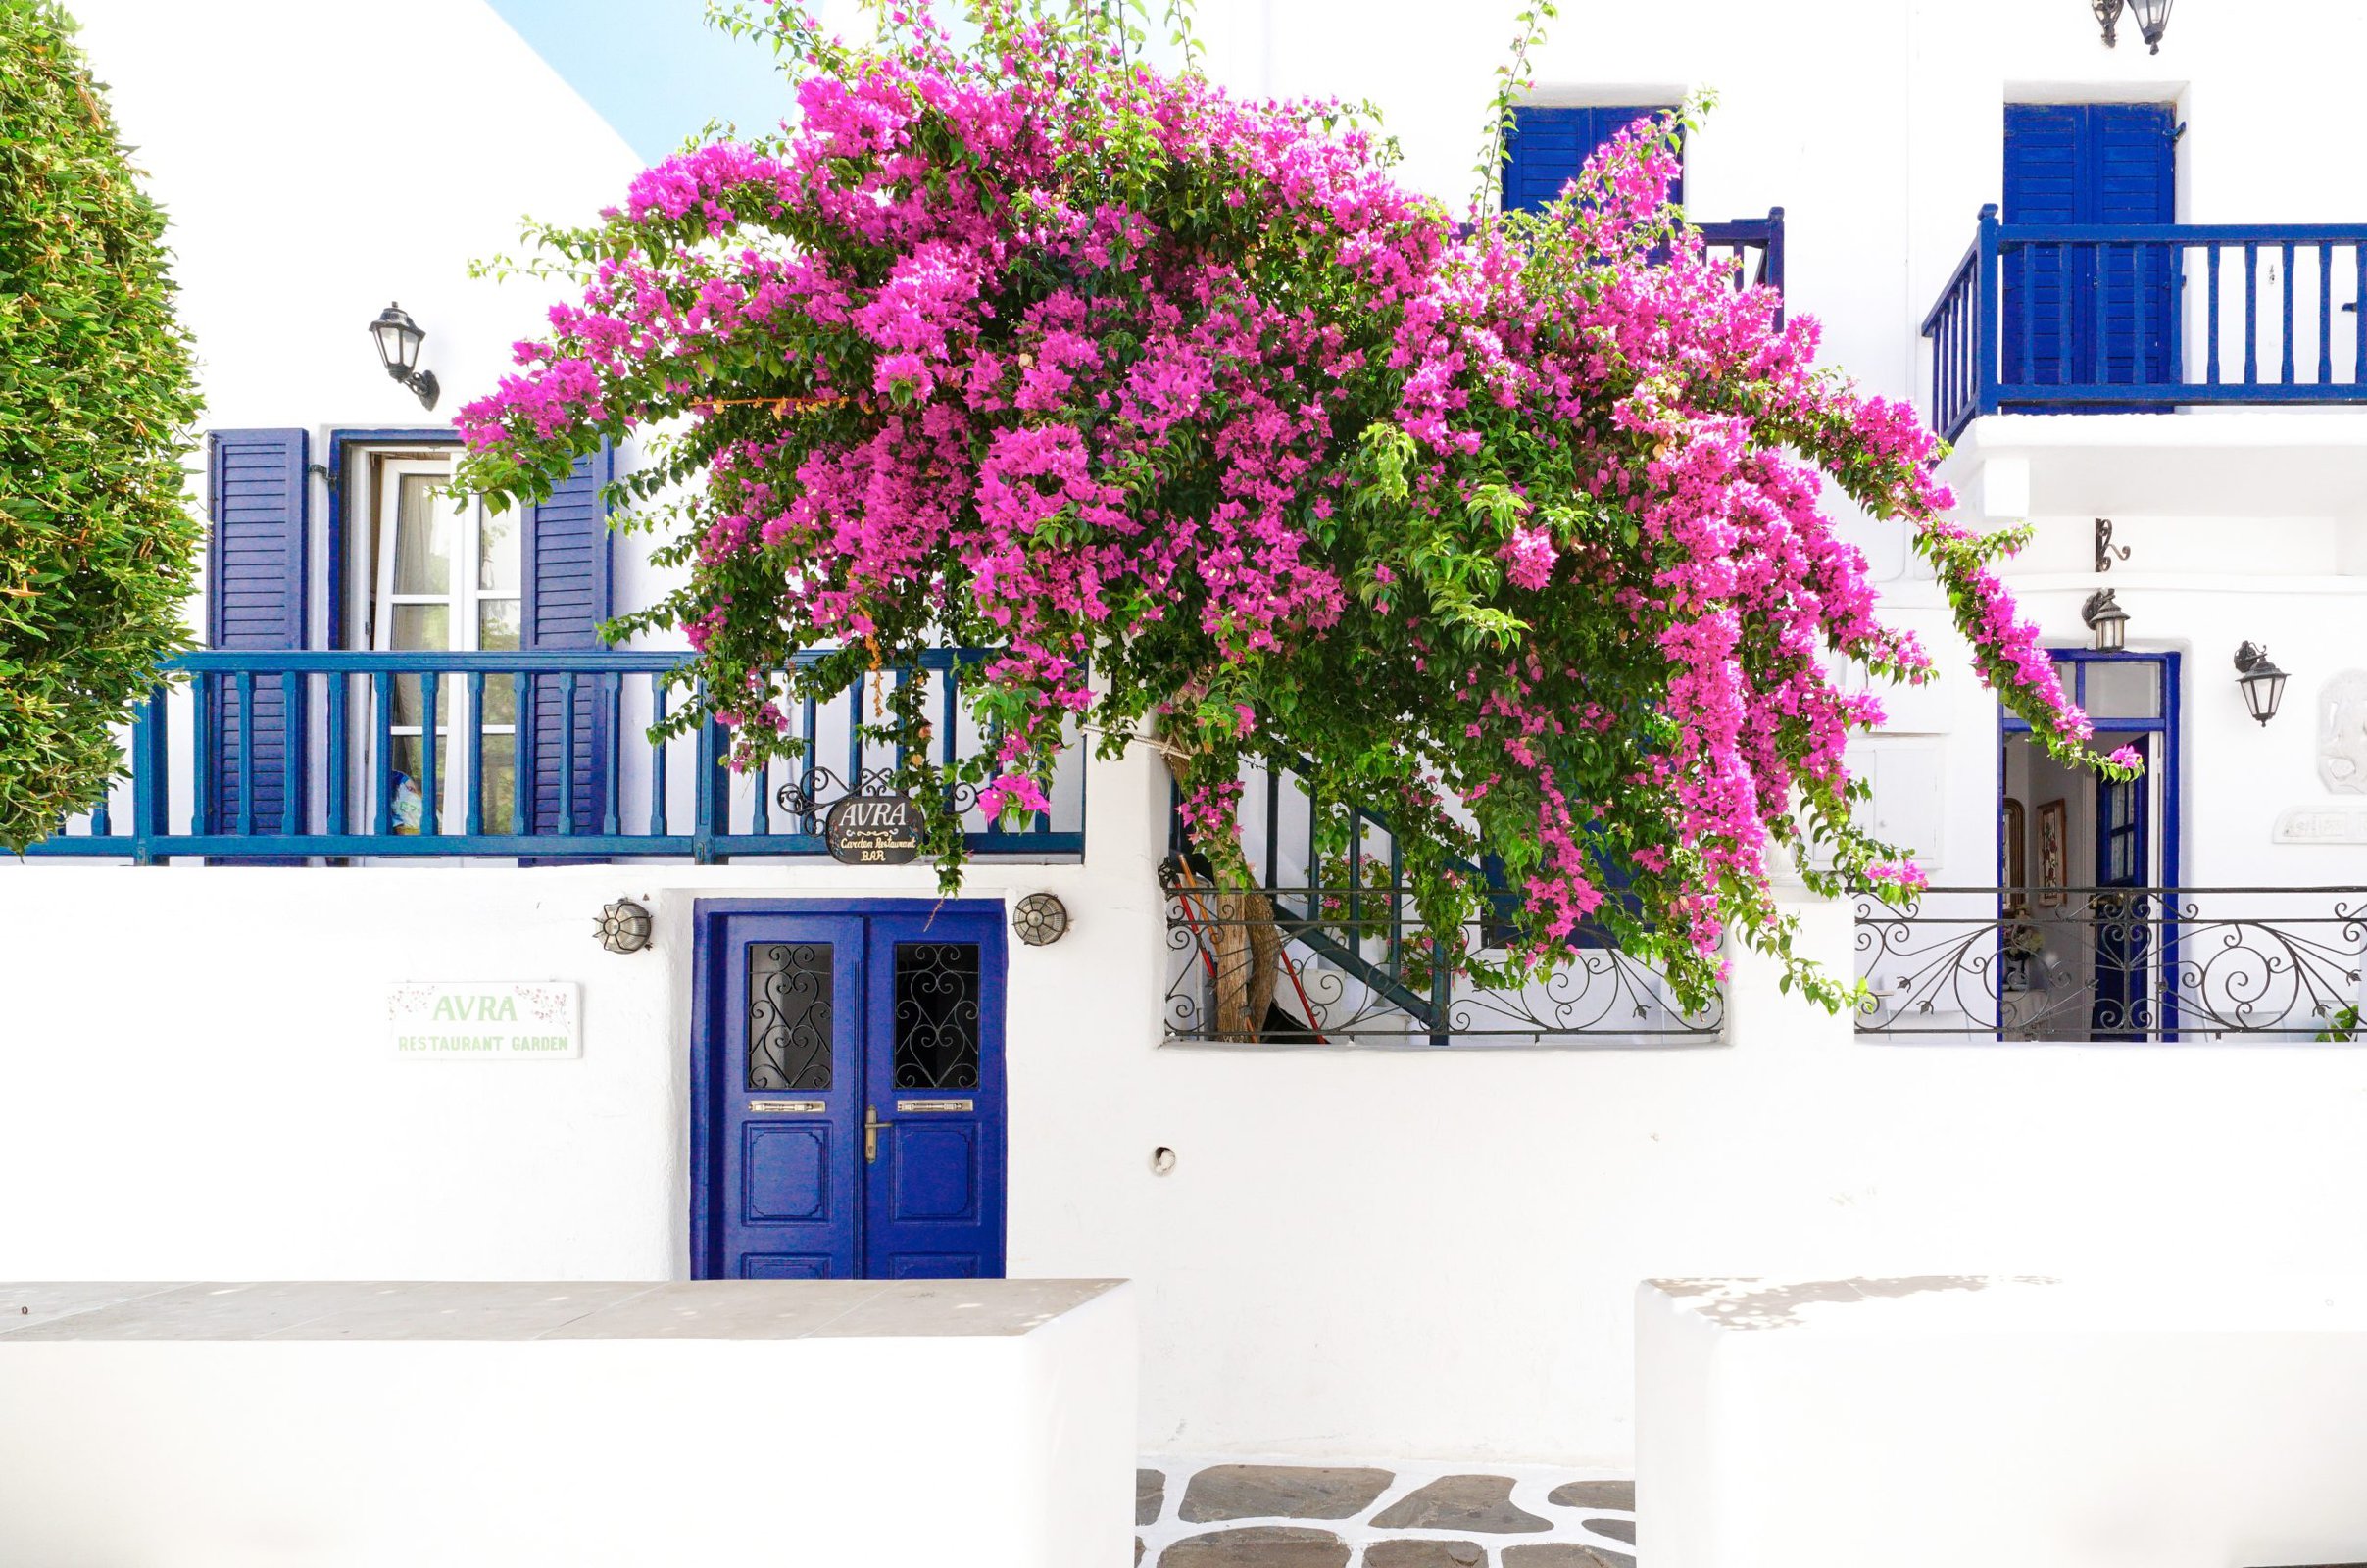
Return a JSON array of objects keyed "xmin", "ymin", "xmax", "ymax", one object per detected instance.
[
  {"xmin": 595, "ymin": 899, "xmax": 654, "ymax": 954},
  {"xmin": 1011, "ymin": 892, "xmax": 1070, "ymax": 946}
]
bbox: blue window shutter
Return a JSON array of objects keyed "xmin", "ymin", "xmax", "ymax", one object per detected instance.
[
  {"xmin": 205, "ymin": 428, "xmax": 309, "ymax": 837},
  {"xmin": 1503, "ymin": 105, "xmax": 1680, "ymax": 215},
  {"xmin": 2004, "ymin": 103, "xmax": 2174, "ymax": 388},
  {"xmin": 522, "ymin": 441, "xmax": 615, "ymax": 841},
  {"xmin": 2094, "ymin": 104, "xmax": 2177, "ymax": 385}
]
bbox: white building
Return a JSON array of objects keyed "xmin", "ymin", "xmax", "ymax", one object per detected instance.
[{"xmin": 8, "ymin": 0, "xmax": 2367, "ymax": 1501}]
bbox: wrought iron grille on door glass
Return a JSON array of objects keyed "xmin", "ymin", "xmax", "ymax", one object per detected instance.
[
  {"xmin": 893, "ymin": 943, "xmax": 981, "ymax": 1090},
  {"xmin": 748, "ymin": 942, "xmax": 833, "ymax": 1090}
]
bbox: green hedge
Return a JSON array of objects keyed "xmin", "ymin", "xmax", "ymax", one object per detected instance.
[{"xmin": 0, "ymin": 0, "xmax": 202, "ymax": 851}]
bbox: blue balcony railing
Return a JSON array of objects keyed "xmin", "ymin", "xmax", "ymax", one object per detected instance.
[
  {"xmin": 1696, "ymin": 207, "xmax": 1787, "ymax": 329},
  {"xmin": 25, "ymin": 649, "xmax": 1082, "ymax": 864},
  {"xmin": 1922, "ymin": 206, "xmax": 2367, "ymax": 441}
]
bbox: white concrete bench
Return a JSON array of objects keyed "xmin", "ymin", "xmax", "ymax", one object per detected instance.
[
  {"xmin": 1638, "ymin": 1275, "xmax": 2367, "ymax": 1568},
  {"xmin": 0, "ymin": 1278, "xmax": 1133, "ymax": 1567}
]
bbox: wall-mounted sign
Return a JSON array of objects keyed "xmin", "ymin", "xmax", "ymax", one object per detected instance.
[
  {"xmin": 825, "ymin": 794, "xmax": 922, "ymax": 865},
  {"xmin": 387, "ymin": 982, "xmax": 581, "ymax": 1058},
  {"xmin": 2274, "ymin": 807, "xmax": 2367, "ymax": 846}
]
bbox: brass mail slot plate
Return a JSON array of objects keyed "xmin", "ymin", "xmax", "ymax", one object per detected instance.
[
  {"xmin": 749, "ymin": 1099, "xmax": 825, "ymax": 1114},
  {"xmin": 898, "ymin": 1098, "xmax": 973, "ymax": 1113}
]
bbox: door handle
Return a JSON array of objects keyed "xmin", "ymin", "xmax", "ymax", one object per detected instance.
[{"xmin": 864, "ymin": 1103, "xmax": 886, "ymax": 1164}]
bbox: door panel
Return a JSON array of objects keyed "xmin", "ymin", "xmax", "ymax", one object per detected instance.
[
  {"xmin": 700, "ymin": 905, "xmax": 1005, "ymax": 1281},
  {"xmin": 2092, "ymin": 734, "xmax": 2153, "ymax": 1041},
  {"xmin": 716, "ymin": 914, "xmax": 865, "ymax": 1280},
  {"xmin": 863, "ymin": 920, "xmax": 1008, "ymax": 1281}
]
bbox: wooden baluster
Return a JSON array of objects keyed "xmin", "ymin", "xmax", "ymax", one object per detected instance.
[
  {"xmin": 326, "ymin": 671, "xmax": 349, "ymax": 839},
  {"xmin": 649, "ymin": 676, "xmax": 668, "ymax": 837},
  {"xmin": 372, "ymin": 669, "xmax": 395, "ymax": 836},
  {"xmin": 2283, "ymin": 241, "xmax": 2297, "ymax": 384},
  {"xmin": 235, "ymin": 668, "xmax": 255, "ymax": 838},
  {"xmin": 2320, "ymin": 242, "xmax": 2335, "ymax": 385},
  {"xmin": 558, "ymin": 671, "xmax": 577, "ymax": 835},
  {"xmin": 800, "ymin": 690, "xmax": 819, "ymax": 835},
  {"xmin": 2244, "ymin": 243, "xmax": 2260, "ymax": 384},
  {"xmin": 191, "ymin": 671, "xmax": 212, "ymax": 836},
  {"xmin": 419, "ymin": 671, "xmax": 440, "ymax": 836},
  {"xmin": 281, "ymin": 670, "xmax": 302, "ymax": 835},
  {"xmin": 514, "ymin": 672, "xmax": 534, "ymax": 837},
  {"xmin": 604, "ymin": 670, "xmax": 621, "ymax": 838},
  {"xmin": 465, "ymin": 671, "xmax": 486, "ymax": 838},
  {"xmin": 2206, "ymin": 245, "xmax": 2222, "ymax": 386}
]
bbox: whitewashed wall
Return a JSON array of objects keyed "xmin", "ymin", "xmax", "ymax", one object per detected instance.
[{"xmin": 8, "ymin": 0, "xmax": 2367, "ymax": 1473}]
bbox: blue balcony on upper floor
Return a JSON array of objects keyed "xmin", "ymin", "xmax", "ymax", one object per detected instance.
[
  {"xmin": 1922, "ymin": 206, "xmax": 2367, "ymax": 443},
  {"xmin": 22, "ymin": 648, "xmax": 1083, "ymax": 865}
]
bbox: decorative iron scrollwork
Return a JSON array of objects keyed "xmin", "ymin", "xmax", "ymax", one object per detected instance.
[
  {"xmin": 1163, "ymin": 886, "xmax": 1723, "ymax": 1045},
  {"xmin": 1855, "ymin": 887, "xmax": 2367, "ymax": 1041}
]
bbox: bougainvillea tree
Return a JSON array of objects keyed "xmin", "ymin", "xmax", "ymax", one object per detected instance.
[
  {"xmin": 1, "ymin": 0, "xmax": 203, "ymax": 852},
  {"xmin": 456, "ymin": 0, "xmax": 2132, "ymax": 1012}
]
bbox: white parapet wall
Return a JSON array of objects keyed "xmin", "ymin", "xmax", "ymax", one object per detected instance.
[
  {"xmin": 0, "ymin": 1278, "xmax": 1135, "ymax": 1568},
  {"xmin": 1637, "ymin": 1275, "xmax": 2367, "ymax": 1568}
]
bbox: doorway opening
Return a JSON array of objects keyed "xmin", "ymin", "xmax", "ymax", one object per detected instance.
[
  {"xmin": 1999, "ymin": 651, "xmax": 2181, "ymax": 1041},
  {"xmin": 690, "ymin": 899, "xmax": 1009, "ymax": 1280}
]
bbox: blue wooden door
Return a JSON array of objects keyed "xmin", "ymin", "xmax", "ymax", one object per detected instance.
[
  {"xmin": 2092, "ymin": 733, "xmax": 2152, "ymax": 1041},
  {"xmin": 699, "ymin": 904, "xmax": 1007, "ymax": 1280},
  {"xmin": 2003, "ymin": 104, "xmax": 2177, "ymax": 393},
  {"xmin": 861, "ymin": 914, "xmax": 1008, "ymax": 1278}
]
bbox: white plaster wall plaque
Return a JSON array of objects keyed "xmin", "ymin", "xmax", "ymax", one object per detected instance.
[
  {"xmin": 2273, "ymin": 807, "xmax": 2367, "ymax": 846},
  {"xmin": 387, "ymin": 982, "xmax": 582, "ymax": 1058},
  {"xmin": 2320, "ymin": 670, "xmax": 2367, "ymax": 794}
]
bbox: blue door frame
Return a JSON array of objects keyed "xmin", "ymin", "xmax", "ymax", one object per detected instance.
[
  {"xmin": 689, "ymin": 898, "xmax": 1009, "ymax": 1280},
  {"xmin": 1999, "ymin": 650, "xmax": 2183, "ymax": 1040}
]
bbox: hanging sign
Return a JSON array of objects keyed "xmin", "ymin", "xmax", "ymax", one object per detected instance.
[
  {"xmin": 826, "ymin": 794, "xmax": 922, "ymax": 865},
  {"xmin": 387, "ymin": 982, "xmax": 582, "ymax": 1058}
]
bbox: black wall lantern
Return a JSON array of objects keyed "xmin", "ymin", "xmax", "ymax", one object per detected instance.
[
  {"xmin": 2094, "ymin": 0, "xmax": 2174, "ymax": 53},
  {"xmin": 2234, "ymin": 642, "xmax": 2289, "ymax": 726},
  {"xmin": 369, "ymin": 301, "xmax": 440, "ymax": 411},
  {"xmin": 2082, "ymin": 588, "xmax": 2130, "ymax": 652}
]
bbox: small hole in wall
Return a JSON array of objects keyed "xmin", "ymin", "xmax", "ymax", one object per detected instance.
[{"xmin": 1149, "ymin": 1147, "xmax": 1177, "ymax": 1176}]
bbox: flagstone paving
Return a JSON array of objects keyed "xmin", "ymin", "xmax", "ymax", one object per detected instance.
[{"xmin": 1137, "ymin": 1459, "xmax": 1638, "ymax": 1567}]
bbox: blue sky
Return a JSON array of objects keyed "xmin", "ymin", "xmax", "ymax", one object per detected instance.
[{"xmin": 489, "ymin": 0, "xmax": 800, "ymax": 163}]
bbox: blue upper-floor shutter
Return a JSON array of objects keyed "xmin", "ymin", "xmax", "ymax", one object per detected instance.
[
  {"xmin": 523, "ymin": 441, "xmax": 614, "ymax": 843},
  {"xmin": 1502, "ymin": 105, "xmax": 1681, "ymax": 215},
  {"xmin": 205, "ymin": 429, "xmax": 309, "ymax": 839},
  {"xmin": 2003, "ymin": 103, "xmax": 2175, "ymax": 391}
]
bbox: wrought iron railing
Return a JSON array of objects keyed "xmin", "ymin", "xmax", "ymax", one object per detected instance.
[
  {"xmin": 1162, "ymin": 760, "xmax": 1720, "ymax": 1045},
  {"xmin": 1854, "ymin": 887, "xmax": 2367, "ymax": 1042},
  {"xmin": 24, "ymin": 648, "xmax": 1082, "ymax": 864},
  {"xmin": 1922, "ymin": 208, "xmax": 2367, "ymax": 440}
]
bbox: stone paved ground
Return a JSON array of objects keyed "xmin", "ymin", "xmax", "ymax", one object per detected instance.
[{"xmin": 1135, "ymin": 1458, "xmax": 1637, "ymax": 1567}]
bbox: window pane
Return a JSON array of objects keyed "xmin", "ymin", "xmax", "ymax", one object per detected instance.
[
  {"xmin": 478, "ymin": 507, "xmax": 519, "ymax": 592},
  {"xmin": 2083, "ymin": 661, "xmax": 2161, "ymax": 720},
  {"xmin": 478, "ymin": 597, "xmax": 520, "ymax": 652},
  {"xmin": 480, "ymin": 671, "xmax": 518, "ymax": 728},
  {"xmin": 390, "ymin": 602, "xmax": 450, "ymax": 651},
  {"xmin": 893, "ymin": 942, "xmax": 980, "ymax": 1091},
  {"xmin": 748, "ymin": 942, "xmax": 833, "ymax": 1092},
  {"xmin": 390, "ymin": 671, "xmax": 450, "ymax": 729},
  {"xmin": 392, "ymin": 474, "xmax": 453, "ymax": 594}
]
